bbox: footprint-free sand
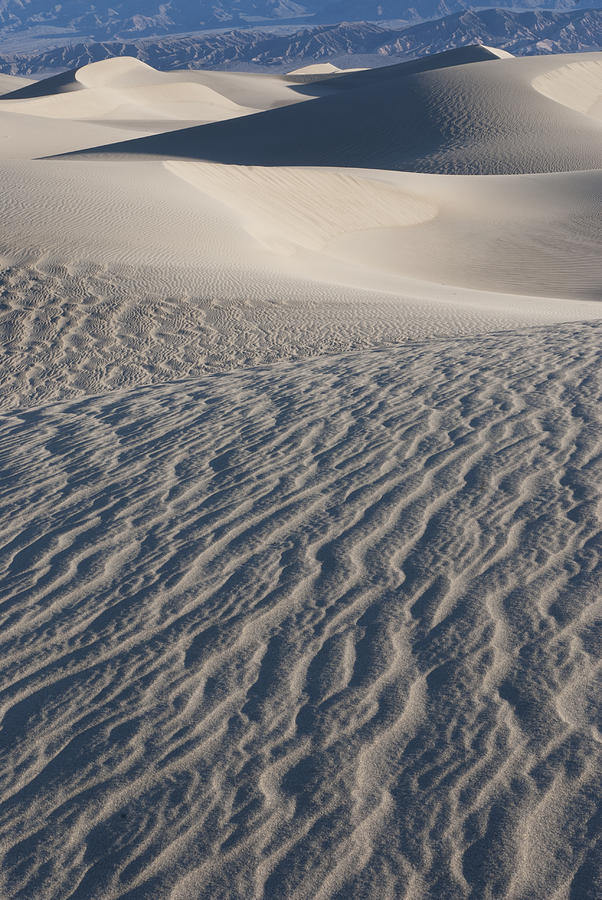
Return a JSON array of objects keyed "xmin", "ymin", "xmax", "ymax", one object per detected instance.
[{"xmin": 0, "ymin": 48, "xmax": 600, "ymax": 899}]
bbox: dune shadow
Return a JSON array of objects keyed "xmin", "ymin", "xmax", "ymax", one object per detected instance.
[
  {"xmin": 52, "ymin": 74, "xmax": 442, "ymax": 171},
  {"xmin": 46, "ymin": 47, "xmax": 602, "ymax": 175},
  {"xmin": 1, "ymin": 68, "xmax": 81, "ymax": 99},
  {"xmin": 46, "ymin": 48, "xmax": 492, "ymax": 170}
]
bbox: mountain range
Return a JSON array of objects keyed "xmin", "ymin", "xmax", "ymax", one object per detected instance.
[
  {"xmin": 0, "ymin": 0, "xmax": 598, "ymax": 44},
  {"xmin": 1, "ymin": 8, "xmax": 601, "ymax": 75}
]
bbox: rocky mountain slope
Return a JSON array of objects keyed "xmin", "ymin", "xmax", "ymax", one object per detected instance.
[
  {"xmin": 1, "ymin": 9, "xmax": 601, "ymax": 76},
  {"xmin": 0, "ymin": 0, "xmax": 599, "ymax": 46}
]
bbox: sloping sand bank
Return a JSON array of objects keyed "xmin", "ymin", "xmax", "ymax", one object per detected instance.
[
  {"xmin": 0, "ymin": 46, "xmax": 600, "ymax": 900},
  {"xmin": 63, "ymin": 52, "xmax": 602, "ymax": 174},
  {"xmin": 0, "ymin": 322, "xmax": 600, "ymax": 898}
]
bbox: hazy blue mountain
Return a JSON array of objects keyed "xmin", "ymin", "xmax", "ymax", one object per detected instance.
[
  {"xmin": 0, "ymin": 0, "xmax": 598, "ymax": 44},
  {"xmin": 1, "ymin": 8, "xmax": 600, "ymax": 76}
]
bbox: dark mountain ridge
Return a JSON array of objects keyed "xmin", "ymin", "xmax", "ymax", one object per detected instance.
[
  {"xmin": 0, "ymin": 0, "xmax": 598, "ymax": 44},
  {"xmin": 1, "ymin": 8, "xmax": 600, "ymax": 77}
]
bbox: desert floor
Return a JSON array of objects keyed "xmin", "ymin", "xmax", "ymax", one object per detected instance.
[{"xmin": 0, "ymin": 48, "xmax": 600, "ymax": 899}]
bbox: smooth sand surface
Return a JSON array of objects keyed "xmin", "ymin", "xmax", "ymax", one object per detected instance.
[
  {"xmin": 0, "ymin": 58, "xmax": 327, "ymax": 158},
  {"xmin": 287, "ymin": 62, "xmax": 343, "ymax": 75},
  {"xmin": 286, "ymin": 63, "xmax": 368, "ymax": 79},
  {"xmin": 60, "ymin": 52, "xmax": 602, "ymax": 174},
  {"xmin": 0, "ymin": 73, "xmax": 34, "ymax": 95},
  {"xmin": 0, "ymin": 57, "xmax": 260, "ymax": 129},
  {"xmin": 532, "ymin": 57, "xmax": 602, "ymax": 120},
  {"xmin": 0, "ymin": 48, "xmax": 600, "ymax": 899}
]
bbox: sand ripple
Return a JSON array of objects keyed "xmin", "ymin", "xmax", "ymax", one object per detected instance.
[{"xmin": 0, "ymin": 322, "xmax": 600, "ymax": 898}]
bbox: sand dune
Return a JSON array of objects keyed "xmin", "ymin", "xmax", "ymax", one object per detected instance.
[
  {"xmin": 0, "ymin": 57, "xmax": 328, "ymax": 157},
  {"xmin": 285, "ymin": 62, "xmax": 368, "ymax": 81},
  {"xmin": 0, "ymin": 74, "xmax": 33, "ymax": 96},
  {"xmin": 0, "ymin": 156, "xmax": 599, "ymax": 411},
  {"xmin": 287, "ymin": 62, "xmax": 343, "ymax": 75},
  {"xmin": 0, "ymin": 44, "xmax": 600, "ymax": 900},
  {"xmin": 0, "ymin": 49, "xmax": 599, "ymax": 409},
  {"xmin": 480, "ymin": 45, "xmax": 514, "ymax": 59},
  {"xmin": 0, "ymin": 57, "xmax": 259, "ymax": 125},
  {"xmin": 532, "ymin": 57, "xmax": 602, "ymax": 120},
  {"xmin": 62, "ymin": 51, "xmax": 602, "ymax": 174},
  {"xmin": 1, "ymin": 80, "xmax": 255, "ymax": 123},
  {"xmin": 0, "ymin": 323, "xmax": 600, "ymax": 899},
  {"xmin": 75, "ymin": 56, "xmax": 169, "ymax": 89},
  {"xmin": 167, "ymin": 162, "xmax": 602, "ymax": 299},
  {"xmin": 1, "ymin": 56, "xmax": 325, "ymax": 111}
]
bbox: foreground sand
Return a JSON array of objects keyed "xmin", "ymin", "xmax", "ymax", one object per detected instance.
[
  {"xmin": 1, "ymin": 323, "xmax": 600, "ymax": 898},
  {"xmin": 0, "ymin": 48, "xmax": 600, "ymax": 899}
]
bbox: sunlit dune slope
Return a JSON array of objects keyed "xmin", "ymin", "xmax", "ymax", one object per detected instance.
[{"xmin": 58, "ymin": 50, "xmax": 602, "ymax": 174}]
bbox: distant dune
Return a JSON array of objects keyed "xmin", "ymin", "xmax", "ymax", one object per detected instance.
[
  {"xmin": 0, "ymin": 44, "xmax": 600, "ymax": 900},
  {"xmin": 0, "ymin": 50, "xmax": 599, "ymax": 409},
  {"xmin": 59, "ymin": 51, "xmax": 602, "ymax": 174}
]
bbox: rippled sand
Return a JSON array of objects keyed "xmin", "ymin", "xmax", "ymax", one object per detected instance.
[{"xmin": 0, "ymin": 48, "xmax": 600, "ymax": 899}]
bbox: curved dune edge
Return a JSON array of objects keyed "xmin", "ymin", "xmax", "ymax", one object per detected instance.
[
  {"xmin": 286, "ymin": 62, "xmax": 368, "ymax": 77},
  {"xmin": 0, "ymin": 56, "xmax": 260, "ymax": 124},
  {"xmin": 532, "ymin": 58, "xmax": 602, "ymax": 121},
  {"xmin": 287, "ymin": 62, "xmax": 343, "ymax": 75},
  {"xmin": 164, "ymin": 160, "xmax": 438, "ymax": 253},
  {"xmin": 164, "ymin": 161, "xmax": 602, "ymax": 302},
  {"xmin": 0, "ymin": 80, "xmax": 256, "ymax": 123},
  {"xmin": 0, "ymin": 156, "xmax": 599, "ymax": 412},
  {"xmin": 0, "ymin": 56, "xmax": 332, "ymax": 152},
  {"xmin": 480, "ymin": 44, "xmax": 514, "ymax": 59},
  {"xmin": 55, "ymin": 51, "xmax": 602, "ymax": 175},
  {"xmin": 75, "ymin": 56, "xmax": 159, "ymax": 89}
]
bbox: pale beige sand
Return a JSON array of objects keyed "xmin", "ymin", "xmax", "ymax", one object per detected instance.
[
  {"xmin": 0, "ymin": 53, "xmax": 599, "ymax": 410},
  {"xmin": 481, "ymin": 45, "xmax": 514, "ymax": 59},
  {"xmin": 0, "ymin": 156, "xmax": 599, "ymax": 410},
  {"xmin": 0, "ymin": 73, "xmax": 33, "ymax": 95},
  {"xmin": 0, "ymin": 57, "xmax": 260, "ymax": 123},
  {"xmin": 166, "ymin": 162, "xmax": 602, "ymax": 299},
  {"xmin": 0, "ymin": 47, "xmax": 600, "ymax": 900},
  {"xmin": 286, "ymin": 63, "xmax": 368, "ymax": 77},
  {"xmin": 62, "ymin": 51, "xmax": 602, "ymax": 174},
  {"xmin": 532, "ymin": 57, "xmax": 602, "ymax": 120},
  {"xmin": 0, "ymin": 323, "xmax": 600, "ymax": 898},
  {"xmin": 0, "ymin": 79, "xmax": 257, "ymax": 122},
  {"xmin": 0, "ymin": 57, "xmax": 327, "ymax": 158},
  {"xmin": 287, "ymin": 62, "xmax": 343, "ymax": 75},
  {"xmin": 0, "ymin": 109, "xmax": 162, "ymax": 159}
]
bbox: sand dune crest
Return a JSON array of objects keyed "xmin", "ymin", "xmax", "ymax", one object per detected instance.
[
  {"xmin": 59, "ymin": 50, "xmax": 602, "ymax": 175},
  {"xmin": 532, "ymin": 57, "xmax": 602, "ymax": 120}
]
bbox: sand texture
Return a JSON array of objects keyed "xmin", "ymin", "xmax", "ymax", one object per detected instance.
[
  {"xmin": 0, "ymin": 49, "xmax": 600, "ymax": 899},
  {"xmin": 62, "ymin": 53, "xmax": 602, "ymax": 174}
]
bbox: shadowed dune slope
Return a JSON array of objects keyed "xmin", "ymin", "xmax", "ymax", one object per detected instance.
[
  {"xmin": 0, "ymin": 55, "xmax": 329, "ymax": 111},
  {"xmin": 59, "ymin": 50, "xmax": 602, "ymax": 174},
  {"xmin": 305, "ymin": 43, "xmax": 514, "ymax": 89},
  {"xmin": 0, "ymin": 57, "xmax": 337, "ymax": 158},
  {"xmin": 0, "ymin": 69, "xmax": 82, "ymax": 100},
  {"xmin": 1, "ymin": 57, "xmax": 190, "ymax": 99},
  {"xmin": 0, "ymin": 322, "xmax": 600, "ymax": 899},
  {"xmin": 0, "ymin": 74, "xmax": 34, "ymax": 97}
]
